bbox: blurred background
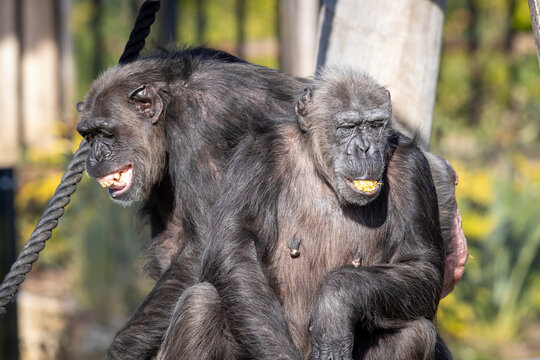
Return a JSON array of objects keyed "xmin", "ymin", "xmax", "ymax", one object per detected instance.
[{"xmin": 0, "ymin": 0, "xmax": 539, "ymax": 359}]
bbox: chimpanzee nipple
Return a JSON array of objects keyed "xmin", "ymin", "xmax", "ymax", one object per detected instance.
[{"xmin": 288, "ymin": 238, "xmax": 301, "ymax": 258}]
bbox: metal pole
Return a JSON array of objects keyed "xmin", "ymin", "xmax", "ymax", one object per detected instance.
[{"xmin": 0, "ymin": 169, "xmax": 19, "ymax": 360}]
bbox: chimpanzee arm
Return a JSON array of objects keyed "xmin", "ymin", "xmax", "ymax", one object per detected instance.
[
  {"xmin": 199, "ymin": 137, "xmax": 302, "ymax": 360},
  {"xmin": 201, "ymin": 233, "xmax": 301, "ymax": 360},
  {"xmin": 308, "ymin": 147, "xmax": 445, "ymax": 359},
  {"xmin": 106, "ymin": 242, "xmax": 201, "ymax": 360},
  {"xmin": 308, "ymin": 257, "xmax": 443, "ymax": 359}
]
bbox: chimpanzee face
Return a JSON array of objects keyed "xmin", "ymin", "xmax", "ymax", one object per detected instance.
[
  {"xmin": 76, "ymin": 70, "xmax": 167, "ymax": 206},
  {"xmin": 330, "ymin": 109, "xmax": 390, "ymax": 206},
  {"xmin": 295, "ymin": 67, "xmax": 392, "ymax": 206}
]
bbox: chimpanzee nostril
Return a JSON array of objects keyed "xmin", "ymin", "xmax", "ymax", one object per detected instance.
[
  {"xmin": 357, "ymin": 141, "xmax": 370, "ymax": 153},
  {"xmin": 346, "ymin": 137, "xmax": 371, "ymax": 157},
  {"xmin": 93, "ymin": 142, "xmax": 111, "ymax": 162}
]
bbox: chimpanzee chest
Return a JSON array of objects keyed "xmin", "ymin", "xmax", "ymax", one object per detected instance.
[{"xmin": 270, "ymin": 189, "xmax": 384, "ymax": 355}]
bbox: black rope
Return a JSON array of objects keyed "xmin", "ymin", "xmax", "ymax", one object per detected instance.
[
  {"xmin": 0, "ymin": 140, "xmax": 89, "ymax": 317},
  {"xmin": 119, "ymin": 0, "xmax": 161, "ymax": 64},
  {"xmin": 0, "ymin": 0, "xmax": 161, "ymax": 318}
]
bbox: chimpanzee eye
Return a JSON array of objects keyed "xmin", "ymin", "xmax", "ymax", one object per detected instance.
[
  {"xmin": 336, "ymin": 125, "xmax": 355, "ymax": 139},
  {"xmin": 368, "ymin": 120, "xmax": 386, "ymax": 131},
  {"xmin": 100, "ymin": 129, "xmax": 113, "ymax": 138}
]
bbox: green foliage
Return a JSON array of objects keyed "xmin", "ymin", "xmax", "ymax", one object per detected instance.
[
  {"xmin": 513, "ymin": 0, "xmax": 533, "ymax": 31},
  {"xmin": 176, "ymin": 0, "xmax": 277, "ymax": 46},
  {"xmin": 439, "ymin": 157, "xmax": 540, "ymax": 359},
  {"xmin": 434, "ymin": 0, "xmax": 540, "ymax": 358}
]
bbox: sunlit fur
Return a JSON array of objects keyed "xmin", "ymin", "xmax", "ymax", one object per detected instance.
[
  {"xmin": 187, "ymin": 66, "xmax": 453, "ymax": 359},
  {"xmin": 78, "ymin": 63, "xmax": 169, "ymax": 206},
  {"xmin": 76, "ymin": 48, "xmax": 459, "ymax": 360},
  {"xmin": 76, "ymin": 48, "xmax": 307, "ymax": 359},
  {"xmin": 302, "ymin": 66, "xmax": 393, "ymax": 206}
]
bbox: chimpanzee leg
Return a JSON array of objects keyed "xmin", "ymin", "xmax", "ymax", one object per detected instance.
[
  {"xmin": 354, "ymin": 319, "xmax": 452, "ymax": 360},
  {"xmin": 156, "ymin": 282, "xmax": 240, "ymax": 360}
]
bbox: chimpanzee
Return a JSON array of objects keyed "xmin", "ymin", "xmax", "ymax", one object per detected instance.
[
  {"xmin": 76, "ymin": 49, "xmax": 464, "ymax": 359},
  {"xmin": 76, "ymin": 48, "xmax": 306, "ymax": 358},
  {"xmin": 156, "ymin": 66, "xmax": 453, "ymax": 359}
]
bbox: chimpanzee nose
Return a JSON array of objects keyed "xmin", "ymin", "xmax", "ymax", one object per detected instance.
[
  {"xmin": 93, "ymin": 142, "xmax": 111, "ymax": 161},
  {"xmin": 347, "ymin": 137, "xmax": 371, "ymax": 156},
  {"xmin": 357, "ymin": 139, "xmax": 370, "ymax": 153}
]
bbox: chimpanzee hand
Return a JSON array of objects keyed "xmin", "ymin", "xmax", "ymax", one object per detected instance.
[{"xmin": 308, "ymin": 280, "xmax": 354, "ymax": 360}]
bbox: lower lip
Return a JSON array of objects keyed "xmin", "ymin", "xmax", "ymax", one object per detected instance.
[
  {"xmin": 108, "ymin": 166, "xmax": 133, "ymax": 197},
  {"xmin": 109, "ymin": 184, "xmax": 129, "ymax": 197}
]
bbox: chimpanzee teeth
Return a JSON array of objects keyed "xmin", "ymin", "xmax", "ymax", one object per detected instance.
[{"xmin": 98, "ymin": 174, "xmax": 123, "ymax": 188}]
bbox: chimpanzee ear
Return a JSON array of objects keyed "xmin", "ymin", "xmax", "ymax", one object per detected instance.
[
  {"xmin": 295, "ymin": 86, "xmax": 313, "ymax": 132},
  {"xmin": 76, "ymin": 101, "xmax": 85, "ymax": 113},
  {"xmin": 128, "ymin": 84, "xmax": 163, "ymax": 124}
]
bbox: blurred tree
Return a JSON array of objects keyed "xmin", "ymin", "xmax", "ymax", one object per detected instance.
[
  {"xmin": 90, "ymin": 0, "xmax": 104, "ymax": 78},
  {"xmin": 196, "ymin": 0, "xmax": 207, "ymax": 44},
  {"xmin": 159, "ymin": 0, "xmax": 177, "ymax": 45},
  {"xmin": 279, "ymin": 0, "xmax": 318, "ymax": 76},
  {"xmin": 236, "ymin": 0, "xmax": 246, "ymax": 58}
]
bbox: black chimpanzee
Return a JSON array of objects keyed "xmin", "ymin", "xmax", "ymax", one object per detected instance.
[
  {"xmin": 76, "ymin": 48, "xmax": 306, "ymax": 358},
  {"xmin": 156, "ymin": 66, "xmax": 453, "ymax": 359},
  {"xmin": 76, "ymin": 49, "xmax": 463, "ymax": 359}
]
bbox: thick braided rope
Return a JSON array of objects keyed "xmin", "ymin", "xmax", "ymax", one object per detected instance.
[
  {"xmin": 0, "ymin": 0, "xmax": 161, "ymax": 318},
  {"xmin": 119, "ymin": 0, "xmax": 161, "ymax": 64},
  {"xmin": 0, "ymin": 140, "xmax": 89, "ymax": 317}
]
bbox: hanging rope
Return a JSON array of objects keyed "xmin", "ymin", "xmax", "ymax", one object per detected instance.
[
  {"xmin": 119, "ymin": 0, "xmax": 161, "ymax": 64},
  {"xmin": 0, "ymin": 0, "xmax": 161, "ymax": 318}
]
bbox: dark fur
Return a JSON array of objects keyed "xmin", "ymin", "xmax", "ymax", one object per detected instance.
[
  {"xmin": 77, "ymin": 50, "xmax": 459, "ymax": 359},
  {"xmin": 164, "ymin": 66, "xmax": 454, "ymax": 359},
  {"xmin": 77, "ymin": 48, "xmax": 305, "ymax": 359}
]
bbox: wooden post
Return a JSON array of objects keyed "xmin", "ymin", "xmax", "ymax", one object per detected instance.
[
  {"xmin": 0, "ymin": 0, "xmax": 20, "ymax": 167},
  {"xmin": 21, "ymin": 0, "xmax": 59, "ymax": 150},
  {"xmin": 279, "ymin": 0, "xmax": 319, "ymax": 76},
  {"xmin": 529, "ymin": 0, "xmax": 540, "ymax": 67},
  {"xmin": 316, "ymin": 0, "xmax": 447, "ymax": 149}
]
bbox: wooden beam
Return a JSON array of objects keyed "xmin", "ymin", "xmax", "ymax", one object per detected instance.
[
  {"xmin": 21, "ymin": 0, "xmax": 59, "ymax": 150},
  {"xmin": 529, "ymin": 0, "xmax": 540, "ymax": 67},
  {"xmin": 0, "ymin": 0, "xmax": 20, "ymax": 167}
]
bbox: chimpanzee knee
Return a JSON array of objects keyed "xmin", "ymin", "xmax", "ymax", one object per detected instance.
[{"xmin": 157, "ymin": 282, "xmax": 240, "ymax": 360}]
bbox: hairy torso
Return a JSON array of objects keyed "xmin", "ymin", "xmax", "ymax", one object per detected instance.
[{"xmin": 268, "ymin": 129, "xmax": 395, "ymax": 355}]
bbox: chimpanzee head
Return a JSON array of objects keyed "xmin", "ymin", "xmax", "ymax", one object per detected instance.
[
  {"xmin": 295, "ymin": 66, "xmax": 392, "ymax": 206},
  {"xmin": 76, "ymin": 63, "xmax": 169, "ymax": 206}
]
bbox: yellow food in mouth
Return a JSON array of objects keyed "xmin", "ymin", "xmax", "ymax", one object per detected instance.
[
  {"xmin": 97, "ymin": 167, "xmax": 131, "ymax": 188},
  {"xmin": 98, "ymin": 172, "xmax": 122, "ymax": 187},
  {"xmin": 352, "ymin": 180, "xmax": 379, "ymax": 193}
]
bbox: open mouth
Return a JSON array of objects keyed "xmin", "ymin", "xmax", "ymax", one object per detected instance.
[
  {"xmin": 96, "ymin": 164, "xmax": 133, "ymax": 197},
  {"xmin": 346, "ymin": 178, "xmax": 381, "ymax": 195}
]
